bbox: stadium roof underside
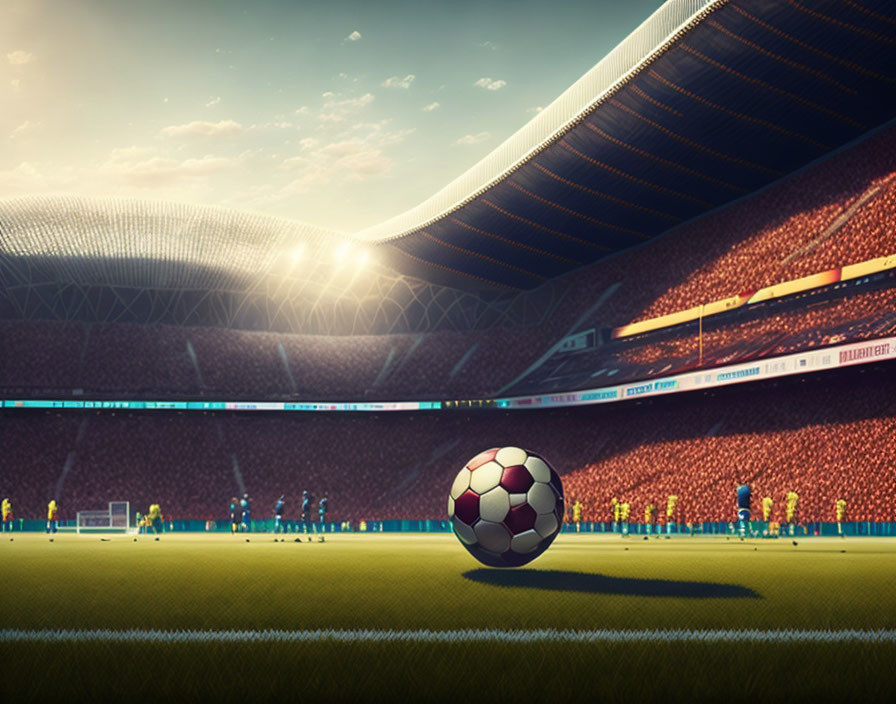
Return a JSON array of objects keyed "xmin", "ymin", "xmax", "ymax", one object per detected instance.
[{"xmin": 365, "ymin": 0, "xmax": 896, "ymax": 291}]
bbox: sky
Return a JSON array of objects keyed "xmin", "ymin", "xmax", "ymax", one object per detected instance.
[{"xmin": 1, "ymin": 0, "xmax": 665, "ymax": 233}]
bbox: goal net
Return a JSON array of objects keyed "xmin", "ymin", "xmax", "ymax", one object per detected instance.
[{"xmin": 75, "ymin": 501, "xmax": 133, "ymax": 535}]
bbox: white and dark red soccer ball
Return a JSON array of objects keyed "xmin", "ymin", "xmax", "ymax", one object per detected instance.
[{"xmin": 448, "ymin": 447, "xmax": 564, "ymax": 567}]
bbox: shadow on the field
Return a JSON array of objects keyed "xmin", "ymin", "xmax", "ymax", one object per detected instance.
[{"xmin": 462, "ymin": 569, "xmax": 761, "ymax": 599}]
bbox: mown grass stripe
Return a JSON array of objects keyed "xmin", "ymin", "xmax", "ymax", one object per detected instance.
[{"xmin": 2, "ymin": 629, "xmax": 895, "ymax": 644}]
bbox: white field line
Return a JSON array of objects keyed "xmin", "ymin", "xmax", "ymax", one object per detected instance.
[{"xmin": 1, "ymin": 629, "xmax": 895, "ymax": 644}]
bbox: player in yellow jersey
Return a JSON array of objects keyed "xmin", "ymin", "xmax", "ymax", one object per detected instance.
[
  {"xmin": 2, "ymin": 498, "xmax": 13, "ymax": 533},
  {"xmin": 620, "ymin": 502, "xmax": 631, "ymax": 535},
  {"xmin": 836, "ymin": 498, "xmax": 847, "ymax": 536},
  {"xmin": 611, "ymin": 499, "xmax": 621, "ymax": 533},
  {"xmin": 644, "ymin": 504, "xmax": 656, "ymax": 535},
  {"xmin": 785, "ymin": 491, "xmax": 799, "ymax": 536},
  {"xmin": 761, "ymin": 496, "xmax": 774, "ymax": 536},
  {"xmin": 148, "ymin": 503, "xmax": 163, "ymax": 541},
  {"xmin": 571, "ymin": 500, "xmax": 583, "ymax": 532},
  {"xmin": 666, "ymin": 495, "xmax": 678, "ymax": 534},
  {"xmin": 46, "ymin": 500, "xmax": 59, "ymax": 534}
]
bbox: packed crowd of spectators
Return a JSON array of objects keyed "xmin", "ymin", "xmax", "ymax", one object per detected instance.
[
  {"xmin": 0, "ymin": 320, "xmax": 542, "ymax": 401},
  {"xmin": 536, "ymin": 122, "xmax": 896, "ymax": 336},
  {"xmin": 615, "ymin": 285, "xmax": 896, "ymax": 368},
  {"xmin": 2, "ymin": 364, "xmax": 893, "ymax": 524}
]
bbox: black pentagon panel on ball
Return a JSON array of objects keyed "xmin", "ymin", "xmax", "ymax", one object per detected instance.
[
  {"xmin": 503, "ymin": 502, "xmax": 537, "ymax": 535},
  {"xmin": 500, "ymin": 464, "xmax": 535, "ymax": 493},
  {"xmin": 453, "ymin": 489, "xmax": 480, "ymax": 525}
]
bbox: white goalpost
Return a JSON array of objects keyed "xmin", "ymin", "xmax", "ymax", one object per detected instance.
[{"xmin": 74, "ymin": 501, "xmax": 134, "ymax": 535}]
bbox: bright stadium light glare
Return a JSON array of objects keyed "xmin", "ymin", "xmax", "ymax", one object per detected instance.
[
  {"xmin": 356, "ymin": 250, "xmax": 370, "ymax": 268},
  {"xmin": 292, "ymin": 245, "xmax": 305, "ymax": 262},
  {"xmin": 333, "ymin": 242, "xmax": 351, "ymax": 264}
]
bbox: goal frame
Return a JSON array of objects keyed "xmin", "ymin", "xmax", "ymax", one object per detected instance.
[{"xmin": 74, "ymin": 501, "xmax": 135, "ymax": 535}]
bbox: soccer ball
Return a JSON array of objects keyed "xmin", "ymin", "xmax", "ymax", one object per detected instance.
[{"xmin": 448, "ymin": 447, "xmax": 564, "ymax": 567}]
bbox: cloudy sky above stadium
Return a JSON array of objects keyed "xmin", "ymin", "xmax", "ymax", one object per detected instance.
[{"xmin": 1, "ymin": 0, "xmax": 663, "ymax": 232}]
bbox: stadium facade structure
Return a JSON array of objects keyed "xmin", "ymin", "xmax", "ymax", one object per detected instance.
[{"xmin": 3, "ymin": 0, "xmax": 896, "ymax": 339}]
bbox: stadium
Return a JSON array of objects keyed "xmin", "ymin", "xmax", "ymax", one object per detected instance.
[{"xmin": 2, "ymin": 0, "xmax": 896, "ymax": 700}]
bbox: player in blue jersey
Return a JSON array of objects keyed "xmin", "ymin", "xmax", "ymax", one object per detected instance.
[
  {"xmin": 318, "ymin": 495, "xmax": 328, "ymax": 532},
  {"xmin": 301, "ymin": 490, "xmax": 314, "ymax": 537},
  {"xmin": 240, "ymin": 493, "xmax": 251, "ymax": 533},
  {"xmin": 736, "ymin": 484, "xmax": 751, "ymax": 539},
  {"xmin": 273, "ymin": 495, "xmax": 286, "ymax": 540}
]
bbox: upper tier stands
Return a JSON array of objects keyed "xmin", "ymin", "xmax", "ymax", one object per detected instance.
[
  {"xmin": 2, "ymin": 124, "xmax": 896, "ymax": 401},
  {"xmin": 542, "ymin": 122, "xmax": 896, "ymax": 335}
]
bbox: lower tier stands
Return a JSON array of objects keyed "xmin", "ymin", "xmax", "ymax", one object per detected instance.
[
  {"xmin": 2, "ymin": 363, "xmax": 894, "ymax": 524},
  {"xmin": 3, "ymin": 271, "xmax": 893, "ymax": 400},
  {"xmin": 507, "ymin": 278, "xmax": 896, "ymax": 395}
]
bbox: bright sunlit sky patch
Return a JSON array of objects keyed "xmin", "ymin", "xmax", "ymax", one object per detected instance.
[{"xmin": 1, "ymin": 0, "xmax": 663, "ymax": 232}]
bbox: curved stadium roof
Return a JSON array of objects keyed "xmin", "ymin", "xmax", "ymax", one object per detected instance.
[
  {"xmin": 365, "ymin": 0, "xmax": 896, "ymax": 290},
  {"xmin": 2, "ymin": 0, "xmax": 896, "ymax": 295}
]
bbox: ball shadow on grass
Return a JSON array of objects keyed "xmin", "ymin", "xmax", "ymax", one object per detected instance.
[{"xmin": 462, "ymin": 569, "xmax": 761, "ymax": 599}]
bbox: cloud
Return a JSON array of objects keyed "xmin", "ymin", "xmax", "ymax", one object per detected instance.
[
  {"xmin": 160, "ymin": 119, "xmax": 242, "ymax": 137},
  {"xmin": 346, "ymin": 30, "xmax": 362, "ymax": 42},
  {"xmin": 205, "ymin": 96, "xmax": 221, "ymax": 107},
  {"xmin": 266, "ymin": 124, "xmax": 411, "ymax": 202},
  {"xmin": 478, "ymin": 41, "xmax": 499, "ymax": 51},
  {"xmin": 422, "ymin": 102, "xmax": 440, "ymax": 112},
  {"xmin": 248, "ymin": 121, "xmax": 294, "ymax": 130},
  {"xmin": 319, "ymin": 93, "xmax": 375, "ymax": 123},
  {"xmin": 474, "ymin": 77, "xmax": 506, "ymax": 91},
  {"xmin": 107, "ymin": 153, "xmax": 237, "ymax": 188},
  {"xmin": 295, "ymin": 106, "xmax": 310, "ymax": 115},
  {"xmin": 381, "ymin": 74, "xmax": 415, "ymax": 89},
  {"xmin": 321, "ymin": 91, "xmax": 335, "ymax": 98},
  {"xmin": 10, "ymin": 120, "xmax": 37, "ymax": 139},
  {"xmin": 7, "ymin": 50, "xmax": 33, "ymax": 65},
  {"xmin": 527, "ymin": 106, "xmax": 544, "ymax": 114},
  {"xmin": 0, "ymin": 148, "xmax": 240, "ymax": 197},
  {"xmin": 0, "ymin": 161, "xmax": 50, "ymax": 194},
  {"xmin": 456, "ymin": 132, "xmax": 490, "ymax": 145}
]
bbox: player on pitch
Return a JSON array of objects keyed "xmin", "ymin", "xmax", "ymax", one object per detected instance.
[
  {"xmin": 301, "ymin": 490, "xmax": 314, "ymax": 536},
  {"xmin": 318, "ymin": 494, "xmax": 328, "ymax": 531},
  {"xmin": 229, "ymin": 497, "xmax": 239, "ymax": 534},
  {"xmin": 571, "ymin": 499, "xmax": 583, "ymax": 532},
  {"xmin": 2, "ymin": 498, "xmax": 13, "ymax": 533},
  {"xmin": 666, "ymin": 495, "xmax": 678, "ymax": 534},
  {"xmin": 47, "ymin": 500, "xmax": 59, "ymax": 534},
  {"xmin": 836, "ymin": 498, "xmax": 847, "ymax": 537},
  {"xmin": 785, "ymin": 491, "xmax": 799, "ymax": 536},
  {"xmin": 240, "ymin": 493, "xmax": 252, "ymax": 533},
  {"xmin": 148, "ymin": 503, "xmax": 164, "ymax": 540},
  {"xmin": 736, "ymin": 484, "xmax": 751, "ymax": 538},
  {"xmin": 273, "ymin": 495, "xmax": 286, "ymax": 539}
]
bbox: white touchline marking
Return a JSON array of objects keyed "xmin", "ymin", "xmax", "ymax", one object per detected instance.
[{"xmin": 1, "ymin": 629, "xmax": 895, "ymax": 644}]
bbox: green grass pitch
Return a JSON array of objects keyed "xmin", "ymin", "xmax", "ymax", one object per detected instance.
[{"xmin": 3, "ymin": 532, "xmax": 896, "ymax": 701}]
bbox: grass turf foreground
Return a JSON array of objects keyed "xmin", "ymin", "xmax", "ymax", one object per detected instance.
[
  {"xmin": 3, "ymin": 533, "xmax": 896, "ymax": 701},
  {"xmin": 4, "ymin": 640, "xmax": 896, "ymax": 702}
]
